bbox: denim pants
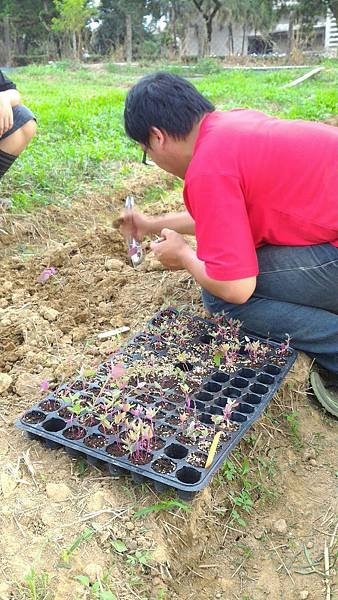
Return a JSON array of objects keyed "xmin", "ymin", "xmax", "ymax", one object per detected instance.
[
  {"xmin": 0, "ymin": 105, "xmax": 36, "ymax": 140},
  {"xmin": 201, "ymin": 244, "xmax": 338, "ymax": 375}
]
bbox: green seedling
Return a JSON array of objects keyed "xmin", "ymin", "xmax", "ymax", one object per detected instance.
[
  {"xmin": 111, "ymin": 539, "xmax": 128, "ymax": 553},
  {"xmin": 111, "ymin": 541, "xmax": 151, "ymax": 571},
  {"xmin": 126, "ymin": 549, "xmax": 151, "ymax": 568},
  {"xmin": 213, "ymin": 352, "xmax": 222, "ymax": 368},
  {"xmin": 68, "ymin": 400, "xmax": 83, "ymax": 416},
  {"xmin": 76, "ymin": 575, "xmax": 117, "ymax": 600},
  {"xmin": 220, "ymin": 459, "xmax": 237, "ymax": 481},
  {"xmin": 285, "ymin": 411, "xmax": 302, "ymax": 447},
  {"xmin": 59, "ymin": 527, "xmax": 95, "ymax": 566},
  {"xmin": 17, "ymin": 568, "xmax": 51, "ymax": 600},
  {"xmin": 76, "ymin": 456, "xmax": 88, "ymax": 477},
  {"xmin": 229, "ymin": 489, "xmax": 254, "ymax": 515}
]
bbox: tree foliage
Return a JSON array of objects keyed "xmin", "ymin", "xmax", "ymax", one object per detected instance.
[
  {"xmin": 52, "ymin": 0, "xmax": 96, "ymax": 58},
  {"xmin": 0, "ymin": 0, "xmax": 335, "ymax": 64}
]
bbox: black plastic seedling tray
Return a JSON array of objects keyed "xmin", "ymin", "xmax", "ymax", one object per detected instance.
[{"xmin": 16, "ymin": 308, "xmax": 297, "ymax": 500}]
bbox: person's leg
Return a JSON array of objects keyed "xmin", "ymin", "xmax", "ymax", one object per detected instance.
[
  {"xmin": 0, "ymin": 105, "xmax": 36, "ymax": 180},
  {"xmin": 253, "ymin": 244, "xmax": 338, "ymax": 314},
  {"xmin": 201, "ymin": 244, "xmax": 338, "ymax": 375}
]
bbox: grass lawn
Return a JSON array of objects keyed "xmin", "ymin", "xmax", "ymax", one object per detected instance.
[{"xmin": 2, "ymin": 60, "xmax": 337, "ymax": 211}]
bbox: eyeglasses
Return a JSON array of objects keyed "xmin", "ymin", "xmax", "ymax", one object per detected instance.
[{"xmin": 141, "ymin": 150, "xmax": 154, "ymax": 166}]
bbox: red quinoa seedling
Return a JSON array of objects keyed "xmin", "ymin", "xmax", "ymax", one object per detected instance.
[{"xmin": 244, "ymin": 338, "xmax": 270, "ymax": 364}]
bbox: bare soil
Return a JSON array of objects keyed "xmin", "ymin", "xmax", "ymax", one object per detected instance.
[{"xmin": 0, "ymin": 167, "xmax": 337, "ymax": 600}]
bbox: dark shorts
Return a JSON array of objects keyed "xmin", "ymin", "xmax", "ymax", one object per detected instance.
[{"xmin": 0, "ymin": 104, "xmax": 36, "ymax": 140}]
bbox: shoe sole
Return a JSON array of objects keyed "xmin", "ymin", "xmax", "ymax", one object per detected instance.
[{"xmin": 310, "ymin": 372, "xmax": 338, "ymax": 418}]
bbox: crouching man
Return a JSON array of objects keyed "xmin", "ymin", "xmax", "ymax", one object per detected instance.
[
  {"xmin": 0, "ymin": 69, "xmax": 36, "ymax": 185},
  {"xmin": 120, "ymin": 72, "xmax": 338, "ymax": 416}
]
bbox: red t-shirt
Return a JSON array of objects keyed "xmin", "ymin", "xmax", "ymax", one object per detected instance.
[{"xmin": 183, "ymin": 110, "xmax": 338, "ymax": 281}]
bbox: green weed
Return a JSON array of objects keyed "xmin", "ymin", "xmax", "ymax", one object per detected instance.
[
  {"xmin": 75, "ymin": 456, "xmax": 88, "ymax": 477},
  {"xmin": 16, "ymin": 568, "xmax": 51, "ymax": 600},
  {"xmin": 76, "ymin": 574, "xmax": 117, "ymax": 600},
  {"xmin": 216, "ymin": 447, "xmax": 279, "ymax": 527},
  {"xmin": 285, "ymin": 411, "xmax": 302, "ymax": 447},
  {"xmin": 126, "ymin": 549, "xmax": 151, "ymax": 568},
  {"xmin": 59, "ymin": 526, "xmax": 96, "ymax": 565},
  {"xmin": 133, "ymin": 498, "xmax": 190, "ymax": 518},
  {"xmin": 110, "ymin": 538, "xmax": 151, "ymax": 569}
]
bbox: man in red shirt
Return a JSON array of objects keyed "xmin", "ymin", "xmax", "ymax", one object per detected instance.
[{"xmin": 122, "ymin": 72, "xmax": 338, "ymax": 416}]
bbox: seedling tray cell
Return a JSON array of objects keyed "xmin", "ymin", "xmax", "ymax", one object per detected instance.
[{"xmin": 16, "ymin": 308, "xmax": 297, "ymax": 499}]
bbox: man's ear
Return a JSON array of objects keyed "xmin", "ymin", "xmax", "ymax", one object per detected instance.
[{"xmin": 149, "ymin": 126, "xmax": 166, "ymax": 149}]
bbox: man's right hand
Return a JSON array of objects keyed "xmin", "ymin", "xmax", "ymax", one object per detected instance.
[
  {"xmin": 118, "ymin": 210, "xmax": 152, "ymax": 242},
  {"xmin": 113, "ymin": 209, "xmax": 195, "ymax": 239},
  {"xmin": 0, "ymin": 95, "xmax": 14, "ymax": 138}
]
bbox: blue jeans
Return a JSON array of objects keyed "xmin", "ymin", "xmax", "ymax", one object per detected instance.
[{"xmin": 202, "ymin": 244, "xmax": 338, "ymax": 375}]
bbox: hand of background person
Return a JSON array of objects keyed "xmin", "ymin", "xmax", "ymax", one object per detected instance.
[
  {"xmin": 114, "ymin": 209, "xmax": 151, "ymax": 242},
  {"xmin": 0, "ymin": 93, "xmax": 14, "ymax": 138},
  {"xmin": 150, "ymin": 228, "xmax": 189, "ymax": 270}
]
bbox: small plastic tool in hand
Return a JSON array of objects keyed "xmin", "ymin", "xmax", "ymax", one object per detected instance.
[{"xmin": 125, "ymin": 195, "xmax": 144, "ymax": 268}]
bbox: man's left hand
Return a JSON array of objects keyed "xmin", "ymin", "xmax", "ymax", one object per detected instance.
[{"xmin": 150, "ymin": 228, "xmax": 189, "ymax": 270}]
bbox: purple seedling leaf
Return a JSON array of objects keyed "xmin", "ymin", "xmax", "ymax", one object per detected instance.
[
  {"xmin": 37, "ymin": 266, "xmax": 57, "ymax": 284},
  {"xmin": 39, "ymin": 379, "xmax": 49, "ymax": 393},
  {"xmin": 110, "ymin": 363, "xmax": 126, "ymax": 380}
]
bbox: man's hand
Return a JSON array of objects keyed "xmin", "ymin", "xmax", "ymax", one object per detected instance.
[
  {"xmin": 0, "ymin": 94, "xmax": 13, "ymax": 138},
  {"xmin": 116, "ymin": 209, "xmax": 152, "ymax": 242},
  {"xmin": 150, "ymin": 228, "xmax": 189, "ymax": 270}
]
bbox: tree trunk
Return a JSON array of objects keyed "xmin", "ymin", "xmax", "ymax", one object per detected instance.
[
  {"xmin": 197, "ymin": 18, "xmax": 207, "ymax": 58},
  {"xmin": 328, "ymin": 1, "xmax": 338, "ymax": 22},
  {"xmin": 241, "ymin": 24, "xmax": 246, "ymax": 55},
  {"xmin": 54, "ymin": 34, "xmax": 62, "ymax": 59},
  {"xmin": 206, "ymin": 18, "xmax": 212, "ymax": 45},
  {"xmin": 191, "ymin": 0, "xmax": 220, "ymax": 56},
  {"xmin": 125, "ymin": 13, "xmax": 132, "ymax": 63},
  {"xmin": 171, "ymin": 4, "xmax": 177, "ymax": 52},
  {"xmin": 228, "ymin": 22, "xmax": 234, "ymax": 55},
  {"xmin": 72, "ymin": 30, "xmax": 77, "ymax": 59},
  {"xmin": 77, "ymin": 31, "xmax": 82, "ymax": 60},
  {"xmin": 4, "ymin": 15, "xmax": 11, "ymax": 66},
  {"xmin": 287, "ymin": 15, "xmax": 294, "ymax": 57}
]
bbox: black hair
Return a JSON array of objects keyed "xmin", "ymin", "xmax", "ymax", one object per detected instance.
[{"xmin": 124, "ymin": 71, "xmax": 215, "ymax": 147}]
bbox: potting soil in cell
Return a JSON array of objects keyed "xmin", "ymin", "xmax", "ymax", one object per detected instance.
[{"xmin": 16, "ymin": 308, "xmax": 297, "ymax": 500}]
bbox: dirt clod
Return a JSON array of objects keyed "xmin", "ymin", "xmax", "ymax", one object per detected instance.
[
  {"xmin": 0, "ymin": 582, "xmax": 11, "ymax": 600},
  {"xmin": 272, "ymin": 519, "xmax": 288, "ymax": 535},
  {"xmin": 299, "ymin": 591, "xmax": 309, "ymax": 599},
  {"xmin": 105, "ymin": 258, "xmax": 124, "ymax": 271},
  {"xmin": 46, "ymin": 482, "xmax": 72, "ymax": 502},
  {"xmin": 302, "ymin": 447, "xmax": 316, "ymax": 461},
  {"xmin": 83, "ymin": 563, "xmax": 104, "ymax": 584},
  {"xmin": 41, "ymin": 306, "xmax": 59, "ymax": 322},
  {"xmin": 0, "ymin": 471, "xmax": 18, "ymax": 498},
  {"xmin": 0, "ymin": 373, "xmax": 12, "ymax": 393},
  {"xmin": 15, "ymin": 372, "xmax": 44, "ymax": 397}
]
